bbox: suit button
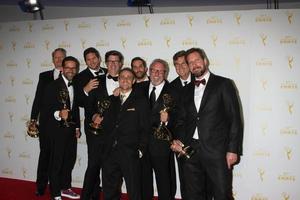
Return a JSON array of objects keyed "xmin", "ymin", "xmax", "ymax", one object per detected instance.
[{"xmin": 197, "ymin": 117, "xmax": 200, "ymax": 120}]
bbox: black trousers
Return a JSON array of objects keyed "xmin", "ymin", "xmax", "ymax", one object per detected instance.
[
  {"xmin": 36, "ymin": 127, "xmax": 51, "ymax": 191},
  {"xmin": 49, "ymin": 127, "xmax": 77, "ymax": 198},
  {"xmin": 81, "ymin": 129, "xmax": 106, "ymax": 200},
  {"xmin": 103, "ymin": 146, "xmax": 141, "ymax": 200},
  {"xmin": 182, "ymin": 139, "xmax": 232, "ymax": 200}
]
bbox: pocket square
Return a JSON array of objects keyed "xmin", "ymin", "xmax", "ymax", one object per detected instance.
[{"xmin": 127, "ymin": 108, "xmax": 135, "ymax": 111}]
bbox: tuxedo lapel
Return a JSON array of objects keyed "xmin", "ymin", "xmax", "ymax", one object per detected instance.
[
  {"xmin": 199, "ymin": 73, "xmax": 215, "ymax": 112},
  {"xmin": 58, "ymin": 77, "xmax": 71, "ymax": 109},
  {"xmin": 188, "ymin": 84, "xmax": 198, "ymax": 115}
]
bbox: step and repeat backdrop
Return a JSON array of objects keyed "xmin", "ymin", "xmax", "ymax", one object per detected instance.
[{"xmin": 0, "ymin": 9, "xmax": 299, "ymax": 199}]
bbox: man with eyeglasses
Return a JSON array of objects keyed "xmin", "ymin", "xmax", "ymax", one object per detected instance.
[{"xmin": 138, "ymin": 59, "xmax": 179, "ymax": 200}]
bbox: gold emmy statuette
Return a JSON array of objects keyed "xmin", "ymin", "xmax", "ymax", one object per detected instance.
[
  {"xmin": 178, "ymin": 144, "xmax": 195, "ymax": 159},
  {"xmin": 26, "ymin": 119, "xmax": 39, "ymax": 138},
  {"xmin": 153, "ymin": 94, "xmax": 174, "ymax": 141},
  {"xmin": 89, "ymin": 100, "xmax": 111, "ymax": 135},
  {"xmin": 59, "ymin": 90, "xmax": 72, "ymax": 127}
]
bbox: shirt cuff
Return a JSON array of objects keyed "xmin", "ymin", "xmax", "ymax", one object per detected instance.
[{"xmin": 54, "ymin": 111, "xmax": 62, "ymax": 121}]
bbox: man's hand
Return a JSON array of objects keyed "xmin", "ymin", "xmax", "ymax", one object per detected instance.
[
  {"xmin": 84, "ymin": 78, "xmax": 99, "ymax": 93},
  {"xmin": 113, "ymin": 87, "xmax": 121, "ymax": 97},
  {"xmin": 226, "ymin": 152, "xmax": 238, "ymax": 169},
  {"xmin": 160, "ymin": 110, "xmax": 169, "ymax": 123},
  {"xmin": 75, "ymin": 128, "xmax": 81, "ymax": 138},
  {"xmin": 59, "ymin": 109, "xmax": 69, "ymax": 120},
  {"xmin": 92, "ymin": 114, "xmax": 103, "ymax": 125},
  {"xmin": 170, "ymin": 139, "xmax": 184, "ymax": 153}
]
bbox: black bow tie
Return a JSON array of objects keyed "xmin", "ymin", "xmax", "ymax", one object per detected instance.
[
  {"xmin": 95, "ymin": 69, "xmax": 104, "ymax": 76},
  {"xmin": 68, "ymin": 81, "xmax": 73, "ymax": 87},
  {"xmin": 107, "ymin": 75, "xmax": 118, "ymax": 82},
  {"xmin": 194, "ymin": 79, "xmax": 206, "ymax": 87}
]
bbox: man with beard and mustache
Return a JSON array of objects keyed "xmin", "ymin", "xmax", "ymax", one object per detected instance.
[
  {"xmin": 131, "ymin": 57, "xmax": 149, "ymax": 83},
  {"xmin": 171, "ymin": 48, "xmax": 243, "ymax": 200}
]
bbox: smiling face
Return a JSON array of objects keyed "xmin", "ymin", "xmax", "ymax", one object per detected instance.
[
  {"xmin": 85, "ymin": 52, "xmax": 101, "ymax": 70},
  {"xmin": 174, "ymin": 56, "xmax": 190, "ymax": 79},
  {"xmin": 186, "ymin": 51, "xmax": 208, "ymax": 78},
  {"xmin": 132, "ymin": 59, "xmax": 148, "ymax": 80},
  {"xmin": 149, "ymin": 61, "xmax": 166, "ymax": 86},
  {"xmin": 106, "ymin": 55, "xmax": 122, "ymax": 77},
  {"xmin": 62, "ymin": 60, "xmax": 77, "ymax": 81},
  {"xmin": 119, "ymin": 69, "xmax": 135, "ymax": 93},
  {"xmin": 52, "ymin": 50, "xmax": 66, "ymax": 71}
]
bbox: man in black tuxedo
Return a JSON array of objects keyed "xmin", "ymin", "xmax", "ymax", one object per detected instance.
[
  {"xmin": 171, "ymin": 48, "xmax": 243, "ymax": 200},
  {"xmin": 28, "ymin": 48, "xmax": 66, "ymax": 196},
  {"xmin": 42, "ymin": 56, "xmax": 81, "ymax": 200},
  {"xmin": 97, "ymin": 68, "xmax": 150, "ymax": 200},
  {"xmin": 138, "ymin": 59, "xmax": 178, "ymax": 200},
  {"xmin": 170, "ymin": 50, "xmax": 192, "ymax": 91},
  {"xmin": 131, "ymin": 56, "xmax": 149, "ymax": 83},
  {"xmin": 81, "ymin": 50, "xmax": 123, "ymax": 200}
]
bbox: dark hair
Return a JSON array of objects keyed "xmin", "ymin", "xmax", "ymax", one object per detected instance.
[
  {"xmin": 105, "ymin": 50, "xmax": 124, "ymax": 64},
  {"xmin": 185, "ymin": 47, "xmax": 210, "ymax": 67},
  {"xmin": 172, "ymin": 50, "xmax": 186, "ymax": 62},
  {"xmin": 52, "ymin": 48, "xmax": 67, "ymax": 58},
  {"xmin": 83, "ymin": 47, "xmax": 100, "ymax": 61},
  {"xmin": 62, "ymin": 56, "xmax": 80, "ymax": 71},
  {"xmin": 119, "ymin": 67, "xmax": 135, "ymax": 79},
  {"xmin": 131, "ymin": 57, "xmax": 147, "ymax": 69}
]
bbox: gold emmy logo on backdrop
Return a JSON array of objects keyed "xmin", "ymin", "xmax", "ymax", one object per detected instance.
[
  {"xmin": 24, "ymin": 41, "xmax": 35, "ymax": 49},
  {"xmin": 287, "ymin": 56, "xmax": 293, "ymax": 69},
  {"xmin": 80, "ymin": 39, "xmax": 86, "ymax": 49},
  {"xmin": 286, "ymin": 11, "xmax": 294, "ymax": 24},
  {"xmin": 64, "ymin": 20, "xmax": 69, "ymax": 31},
  {"xmin": 11, "ymin": 41, "xmax": 16, "ymax": 51},
  {"xmin": 164, "ymin": 36, "xmax": 171, "ymax": 47},
  {"xmin": 254, "ymin": 149, "xmax": 270, "ymax": 157},
  {"xmin": 206, "ymin": 16, "xmax": 222, "ymax": 24},
  {"xmin": 160, "ymin": 18, "xmax": 175, "ymax": 25},
  {"xmin": 58, "ymin": 41, "xmax": 71, "ymax": 49},
  {"xmin": 96, "ymin": 40, "xmax": 110, "ymax": 47},
  {"xmin": 9, "ymin": 25, "xmax": 20, "ymax": 32},
  {"xmin": 255, "ymin": 14, "xmax": 272, "ymax": 23},
  {"xmin": 280, "ymin": 127, "xmax": 297, "ymax": 135},
  {"xmin": 280, "ymin": 36, "xmax": 297, "ymax": 44},
  {"xmin": 76, "ymin": 156, "xmax": 82, "ymax": 167},
  {"xmin": 8, "ymin": 112, "xmax": 14, "ymax": 123},
  {"xmin": 1, "ymin": 168, "xmax": 13, "ymax": 176},
  {"xmin": 26, "ymin": 58, "xmax": 31, "ymax": 68},
  {"xmin": 102, "ymin": 18, "xmax": 108, "ymax": 30},
  {"xmin": 42, "ymin": 24, "xmax": 54, "ymax": 31},
  {"xmin": 6, "ymin": 147, "xmax": 12, "ymax": 159},
  {"xmin": 284, "ymin": 147, "xmax": 292, "ymax": 160},
  {"xmin": 44, "ymin": 40, "xmax": 50, "ymax": 50},
  {"xmin": 22, "ymin": 167, "xmax": 27, "ymax": 178},
  {"xmin": 260, "ymin": 33, "xmax": 268, "ymax": 46},
  {"xmin": 3, "ymin": 131, "xmax": 14, "ymax": 139},
  {"xmin": 234, "ymin": 13, "xmax": 241, "ymax": 25},
  {"xmin": 280, "ymin": 81, "xmax": 297, "ymax": 90},
  {"xmin": 251, "ymin": 193, "xmax": 268, "ymax": 200},
  {"xmin": 9, "ymin": 76, "xmax": 15, "ymax": 87},
  {"xmin": 5, "ymin": 96, "xmax": 16, "ymax": 103},
  {"xmin": 260, "ymin": 123, "xmax": 268, "ymax": 135},
  {"xmin": 260, "ymin": 79, "xmax": 268, "ymax": 91},
  {"xmin": 187, "ymin": 15, "xmax": 194, "ymax": 27},
  {"xmin": 182, "ymin": 38, "xmax": 198, "ymax": 47},
  {"xmin": 120, "ymin": 37, "xmax": 127, "ymax": 49},
  {"xmin": 78, "ymin": 22, "xmax": 91, "ymax": 29},
  {"xmin": 282, "ymin": 192, "xmax": 290, "ymax": 200},
  {"xmin": 117, "ymin": 20, "xmax": 131, "ymax": 27},
  {"xmin": 278, "ymin": 172, "xmax": 295, "ymax": 181},
  {"xmin": 27, "ymin": 22, "xmax": 33, "ymax": 32},
  {"xmin": 209, "ymin": 58, "xmax": 221, "ymax": 68},
  {"xmin": 143, "ymin": 16, "xmax": 150, "ymax": 28},
  {"xmin": 211, "ymin": 34, "xmax": 218, "ymax": 47},
  {"xmin": 25, "ymin": 95, "xmax": 30, "ymax": 105},
  {"xmin": 257, "ymin": 168, "xmax": 265, "ymax": 182},
  {"xmin": 286, "ymin": 101, "xmax": 294, "ymax": 114}
]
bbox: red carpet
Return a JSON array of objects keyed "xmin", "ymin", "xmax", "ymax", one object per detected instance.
[{"xmin": 0, "ymin": 177, "xmax": 130, "ymax": 200}]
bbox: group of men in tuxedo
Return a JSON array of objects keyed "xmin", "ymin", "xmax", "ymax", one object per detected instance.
[{"xmin": 30, "ymin": 46, "xmax": 243, "ymax": 200}]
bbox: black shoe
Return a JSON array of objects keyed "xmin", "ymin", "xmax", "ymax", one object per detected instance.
[{"xmin": 35, "ymin": 189, "xmax": 45, "ymax": 196}]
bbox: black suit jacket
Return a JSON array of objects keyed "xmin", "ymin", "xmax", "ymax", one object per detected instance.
[
  {"xmin": 31, "ymin": 70, "xmax": 55, "ymax": 130},
  {"xmin": 178, "ymin": 73, "xmax": 243, "ymax": 156},
  {"xmin": 137, "ymin": 81, "xmax": 180, "ymax": 156},
  {"xmin": 42, "ymin": 77, "xmax": 80, "ymax": 136},
  {"xmin": 103, "ymin": 88, "xmax": 150, "ymax": 155}
]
